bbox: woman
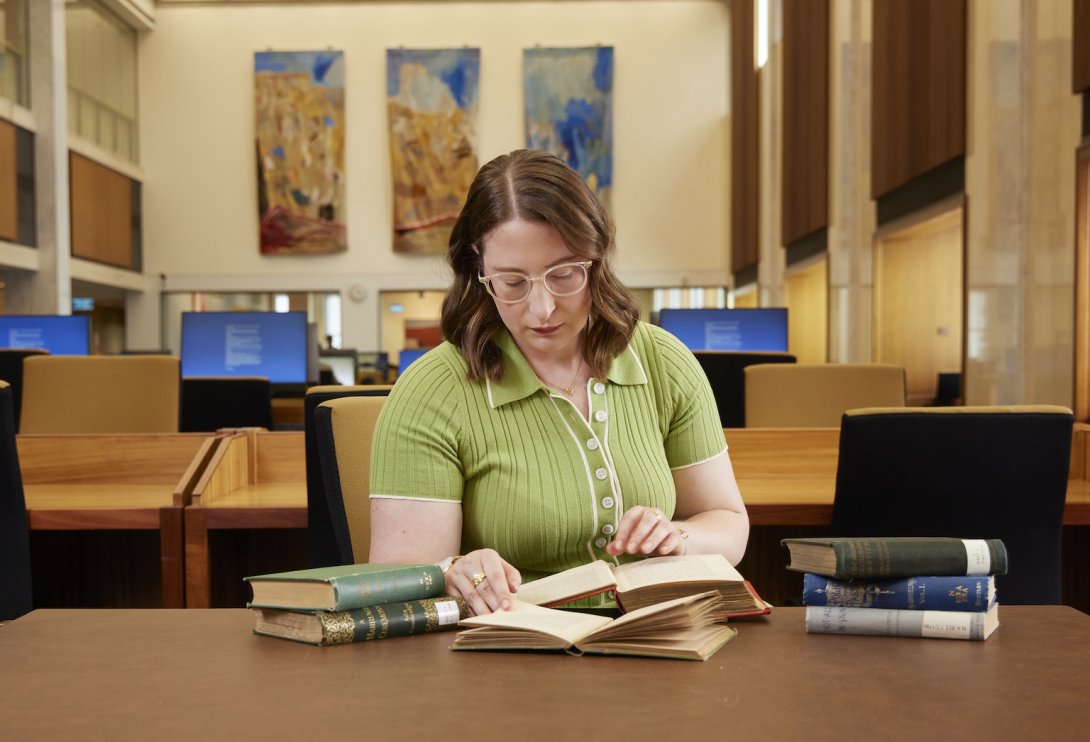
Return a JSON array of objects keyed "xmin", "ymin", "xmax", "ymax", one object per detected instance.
[{"xmin": 369, "ymin": 149, "xmax": 748, "ymax": 616}]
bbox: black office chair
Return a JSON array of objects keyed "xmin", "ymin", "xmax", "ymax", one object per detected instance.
[
  {"xmin": 933, "ymin": 372, "xmax": 961, "ymax": 406},
  {"xmin": 0, "ymin": 348, "xmax": 49, "ymax": 432},
  {"xmin": 304, "ymin": 385, "xmax": 393, "ymax": 567},
  {"xmin": 831, "ymin": 406, "xmax": 1074, "ymax": 604},
  {"xmin": 0, "ymin": 381, "xmax": 33, "ymax": 620},
  {"xmin": 180, "ymin": 377, "xmax": 274, "ymax": 432},
  {"xmin": 693, "ymin": 351, "xmax": 796, "ymax": 428}
]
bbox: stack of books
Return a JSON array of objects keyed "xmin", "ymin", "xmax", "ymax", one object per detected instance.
[
  {"xmin": 781, "ymin": 537, "xmax": 1007, "ymax": 641},
  {"xmin": 245, "ymin": 563, "xmax": 468, "ymax": 646}
]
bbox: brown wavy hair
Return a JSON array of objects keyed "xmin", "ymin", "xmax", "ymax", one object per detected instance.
[{"xmin": 441, "ymin": 149, "xmax": 640, "ymax": 381}]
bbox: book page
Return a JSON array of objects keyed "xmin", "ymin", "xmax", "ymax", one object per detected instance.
[
  {"xmin": 458, "ymin": 600, "xmax": 612, "ymax": 645},
  {"xmin": 613, "ymin": 554, "xmax": 743, "ymax": 592},
  {"xmin": 513, "ymin": 561, "xmax": 616, "ymax": 606}
]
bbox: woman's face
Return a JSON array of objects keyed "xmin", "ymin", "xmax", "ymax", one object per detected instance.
[{"xmin": 478, "ymin": 218, "xmax": 592, "ymax": 362}]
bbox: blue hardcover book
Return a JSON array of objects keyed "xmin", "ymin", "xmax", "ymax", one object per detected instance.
[{"xmin": 802, "ymin": 573, "xmax": 996, "ymax": 612}]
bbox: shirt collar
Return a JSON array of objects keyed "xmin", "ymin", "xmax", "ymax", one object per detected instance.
[{"xmin": 485, "ymin": 328, "xmax": 648, "ymax": 409}]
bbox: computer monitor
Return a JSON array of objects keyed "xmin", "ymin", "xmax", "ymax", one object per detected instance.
[
  {"xmin": 180, "ymin": 311, "xmax": 309, "ymax": 384},
  {"xmin": 358, "ymin": 351, "xmax": 389, "ymax": 376},
  {"xmin": 0, "ymin": 315, "xmax": 91, "ymax": 355},
  {"xmin": 319, "ymin": 349, "xmax": 359, "ymax": 385},
  {"xmin": 656, "ymin": 308, "xmax": 788, "ymax": 352},
  {"xmin": 397, "ymin": 348, "xmax": 428, "ymax": 373}
]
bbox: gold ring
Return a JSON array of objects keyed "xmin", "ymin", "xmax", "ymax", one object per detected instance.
[{"xmin": 471, "ymin": 572, "xmax": 487, "ymax": 587}]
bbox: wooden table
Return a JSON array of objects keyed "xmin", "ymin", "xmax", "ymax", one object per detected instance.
[
  {"xmin": 728, "ymin": 427, "xmax": 1090, "ymax": 525},
  {"xmin": 18, "ymin": 433, "xmax": 219, "ymax": 608},
  {"xmin": 1, "ymin": 606, "xmax": 1087, "ymax": 739}
]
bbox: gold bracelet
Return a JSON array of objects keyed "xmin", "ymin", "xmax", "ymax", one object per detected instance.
[{"xmin": 437, "ymin": 555, "xmax": 462, "ymax": 574}]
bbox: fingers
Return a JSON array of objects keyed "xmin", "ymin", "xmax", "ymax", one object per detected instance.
[
  {"xmin": 446, "ymin": 548, "xmax": 521, "ymax": 616},
  {"xmin": 606, "ymin": 507, "xmax": 684, "ymax": 557}
]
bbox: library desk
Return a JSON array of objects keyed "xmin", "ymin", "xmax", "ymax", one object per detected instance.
[
  {"xmin": 17, "ymin": 433, "xmax": 219, "ymax": 608},
  {"xmin": 1, "ymin": 606, "xmax": 1086, "ymax": 739}
]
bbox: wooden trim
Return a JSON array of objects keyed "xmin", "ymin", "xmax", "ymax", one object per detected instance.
[
  {"xmin": 731, "ymin": 0, "xmax": 759, "ymax": 272},
  {"xmin": 69, "ymin": 152, "xmax": 135, "ymax": 269},
  {"xmin": 1076, "ymin": 143, "xmax": 1090, "ymax": 421},
  {"xmin": 1076, "ymin": 0, "xmax": 1090, "ymax": 93},
  {"xmin": 871, "ymin": 0, "xmax": 967, "ymax": 199},
  {"xmin": 0, "ymin": 119, "xmax": 17, "ymax": 242},
  {"xmin": 160, "ymin": 507, "xmax": 185, "ymax": 609},
  {"xmin": 780, "ymin": 0, "xmax": 829, "ymax": 246}
]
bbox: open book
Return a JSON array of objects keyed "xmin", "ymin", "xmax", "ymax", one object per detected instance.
[
  {"xmin": 514, "ymin": 554, "xmax": 769, "ymax": 618},
  {"xmin": 452, "ymin": 591, "xmax": 737, "ymax": 660}
]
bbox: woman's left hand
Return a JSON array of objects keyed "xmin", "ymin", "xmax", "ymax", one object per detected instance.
[{"xmin": 605, "ymin": 506, "xmax": 686, "ymax": 557}]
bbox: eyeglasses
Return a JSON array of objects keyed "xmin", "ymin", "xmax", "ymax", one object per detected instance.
[{"xmin": 477, "ymin": 260, "xmax": 593, "ymax": 304}]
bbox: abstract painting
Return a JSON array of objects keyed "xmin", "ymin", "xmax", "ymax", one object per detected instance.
[
  {"xmin": 254, "ymin": 50, "xmax": 346, "ymax": 255},
  {"xmin": 387, "ymin": 48, "xmax": 480, "ymax": 254},
  {"xmin": 523, "ymin": 46, "xmax": 613, "ymax": 209}
]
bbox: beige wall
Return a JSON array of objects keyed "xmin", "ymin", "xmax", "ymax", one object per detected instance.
[{"xmin": 139, "ymin": 1, "xmax": 730, "ymax": 351}]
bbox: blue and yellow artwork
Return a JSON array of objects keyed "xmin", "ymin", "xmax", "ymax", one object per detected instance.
[
  {"xmin": 387, "ymin": 48, "xmax": 480, "ymax": 255},
  {"xmin": 254, "ymin": 50, "xmax": 346, "ymax": 255},
  {"xmin": 523, "ymin": 46, "xmax": 613, "ymax": 209}
]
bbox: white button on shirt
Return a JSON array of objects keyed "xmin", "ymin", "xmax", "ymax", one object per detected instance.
[
  {"xmin": 594, "ymin": 410, "xmax": 607, "ymax": 422},
  {"xmin": 586, "ymin": 438, "xmax": 599, "ymax": 451},
  {"xmin": 601, "ymin": 496, "xmax": 614, "ymax": 508},
  {"xmin": 594, "ymin": 537, "xmax": 608, "ymax": 549},
  {"xmin": 593, "ymin": 382, "xmax": 606, "ymax": 395},
  {"xmin": 602, "ymin": 524, "xmax": 616, "ymax": 535},
  {"xmin": 595, "ymin": 468, "xmax": 608, "ymax": 481}
]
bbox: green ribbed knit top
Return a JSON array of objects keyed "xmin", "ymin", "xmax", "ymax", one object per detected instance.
[{"xmin": 370, "ymin": 321, "xmax": 726, "ymax": 581}]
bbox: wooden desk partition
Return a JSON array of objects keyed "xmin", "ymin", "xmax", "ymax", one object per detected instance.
[
  {"xmin": 18, "ymin": 433, "xmax": 220, "ymax": 608},
  {"xmin": 185, "ymin": 430, "xmax": 306, "ymax": 607}
]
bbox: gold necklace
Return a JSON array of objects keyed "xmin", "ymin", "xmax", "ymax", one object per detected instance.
[{"xmin": 539, "ymin": 358, "xmax": 584, "ymax": 397}]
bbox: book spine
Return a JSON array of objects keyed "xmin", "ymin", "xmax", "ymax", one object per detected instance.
[
  {"xmin": 830, "ymin": 538, "xmax": 1008, "ymax": 579},
  {"xmin": 804, "ymin": 605, "xmax": 993, "ymax": 640},
  {"xmin": 802, "ymin": 574, "xmax": 995, "ymax": 611},
  {"xmin": 330, "ymin": 564, "xmax": 446, "ymax": 610},
  {"xmin": 320, "ymin": 596, "xmax": 468, "ymax": 645}
]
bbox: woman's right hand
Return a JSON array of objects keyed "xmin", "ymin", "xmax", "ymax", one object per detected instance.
[{"xmin": 446, "ymin": 548, "xmax": 521, "ymax": 616}]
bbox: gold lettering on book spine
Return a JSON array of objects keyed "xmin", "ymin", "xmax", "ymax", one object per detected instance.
[
  {"xmin": 319, "ymin": 611, "xmax": 357, "ymax": 646},
  {"xmin": 363, "ymin": 606, "xmax": 378, "ymax": 641},
  {"xmin": 375, "ymin": 605, "xmax": 390, "ymax": 639}
]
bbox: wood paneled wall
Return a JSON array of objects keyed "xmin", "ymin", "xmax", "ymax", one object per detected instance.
[
  {"xmin": 69, "ymin": 153, "xmax": 136, "ymax": 269},
  {"xmin": 781, "ymin": 0, "xmax": 829, "ymax": 247},
  {"xmin": 785, "ymin": 257, "xmax": 828, "ymax": 364},
  {"xmin": 873, "ymin": 207, "xmax": 963, "ymax": 404},
  {"xmin": 1076, "ymin": 0, "xmax": 1090, "ymax": 93},
  {"xmin": 731, "ymin": 0, "xmax": 759, "ymax": 273},
  {"xmin": 871, "ymin": 0, "xmax": 967, "ymax": 199},
  {"xmin": 0, "ymin": 119, "xmax": 18, "ymax": 242}
]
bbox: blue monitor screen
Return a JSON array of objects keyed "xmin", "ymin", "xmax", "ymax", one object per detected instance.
[
  {"xmin": 398, "ymin": 348, "xmax": 428, "ymax": 372},
  {"xmin": 657, "ymin": 308, "xmax": 788, "ymax": 352},
  {"xmin": 181, "ymin": 311, "xmax": 308, "ymax": 383},
  {"xmin": 0, "ymin": 315, "xmax": 91, "ymax": 355}
]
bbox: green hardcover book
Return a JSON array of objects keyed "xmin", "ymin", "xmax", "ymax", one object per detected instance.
[
  {"xmin": 254, "ymin": 596, "xmax": 469, "ymax": 646},
  {"xmin": 780, "ymin": 537, "xmax": 1008, "ymax": 580},
  {"xmin": 245, "ymin": 563, "xmax": 445, "ymax": 611}
]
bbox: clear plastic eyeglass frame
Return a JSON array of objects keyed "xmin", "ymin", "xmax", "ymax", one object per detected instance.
[{"xmin": 477, "ymin": 260, "xmax": 593, "ymax": 304}]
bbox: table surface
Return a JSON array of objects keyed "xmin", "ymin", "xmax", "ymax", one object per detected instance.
[{"xmin": 2, "ymin": 606, "xmax": 1087, "ymax": 739}]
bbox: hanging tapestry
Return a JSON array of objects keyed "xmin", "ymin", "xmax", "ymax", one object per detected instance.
[
  {"xmin": 255, "ymin": 50, "xmax": 346, "ymax": 255},
  {"xmin": 523, "ymin": 46, "xmax": 613, "ymax": 209},
  {"xmin": 387, "ymin": 48, "xmax": 480, "ymax": 255}
]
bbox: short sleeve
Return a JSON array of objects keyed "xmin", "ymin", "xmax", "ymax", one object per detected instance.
[
  {"xmin": 369, "ymin": 348, "xmax": 467, "ymax": 502},
  {"xmin": 647, "ymin": 326, "xmax": 728, "ymax": 469}
]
